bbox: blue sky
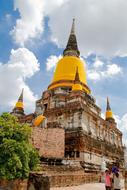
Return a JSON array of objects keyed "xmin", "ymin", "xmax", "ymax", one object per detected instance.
[{"xmin": 0, "ymin": 0, "xmax": 127, "ymax": 144}]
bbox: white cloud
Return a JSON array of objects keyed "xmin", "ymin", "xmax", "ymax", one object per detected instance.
[
  {"xmin": 10, "ymin": 0, "xmax": 127, "ymax": 55},
  {"xmin": 87, "ymin": 57, "xmax": 122, "ymax": 81},
  {"xmin": 11, "ymin": 0, "xmax": 66, "ymax": 46},
  {"xmin": 93, "ymin": 59, "xmax": 104, "ymax": 68},
  {"xmin": 88, "ymin": 70, "xmax": 101, "ymax": 81},
  {"xmin": 106, "ymin": 64, "xmax": 122, "ymax": 75},
  {"xmin": 11, "ymin": 0, "xmax": 44, "ymax": 46},
  {"xmin": 47, "ymin": 0, "xmax": 127, "ymax": 56},
  {"xmin": 0, "ymin": 48, "xmax": 40, "ymax": 113},
  {"xmin": 46, "ymin": 55, "xmax": 62, "ymax": 71},
  {"xmin": 43, "ymin": 0, "xmax": 67, "ymax": 15},
  {"xmin": 8, "ymin": 48, "xmax": 39, "ymax": 77}
]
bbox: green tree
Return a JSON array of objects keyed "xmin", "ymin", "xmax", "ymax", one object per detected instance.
[{"xmin": 0, "ymin": 112, "xmax": 39, "ymax": 180}]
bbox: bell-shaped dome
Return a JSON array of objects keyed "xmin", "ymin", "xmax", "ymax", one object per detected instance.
[
  {"xmin": 48, "ymin": 56, "xmax": 90, "ymax": 93},
  {"xmin": 52, "ymin": 56, "xmax": 86, "ymax": 83},
  {"xmin": 48, "ymin": 19, "xmax": 90, "ymax": 94}
]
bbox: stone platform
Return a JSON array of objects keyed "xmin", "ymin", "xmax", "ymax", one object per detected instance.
[{"xmin": 38, "ymin": 164, "xmax": 100, "ymax": 187}]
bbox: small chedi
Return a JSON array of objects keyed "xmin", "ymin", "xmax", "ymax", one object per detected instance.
[{"xmin": 11, "ymin": 19, "xmax": 124, "ymax": 187}]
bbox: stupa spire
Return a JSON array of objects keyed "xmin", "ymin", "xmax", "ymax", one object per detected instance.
[
  {"xmin": 106, "ymin": 97, "xmax": 111, "ymax": 111},
  {"xmin": 63, "ymin": 19, "xmax": 80, "ymax": 57},
  {"xmin": 70, "ymin": 18, "xmax": 75, "ymax": 34},
  {"xmin": 11, "ymin": 89, "xmax": 25, "ymax": 117},
  {"xmin": 105, "ymin": 97, "xmax": 114, "ymax": 121},
  {"xmin": 18, "ymin": 88, "xmax": 24, "ymax": 103}
]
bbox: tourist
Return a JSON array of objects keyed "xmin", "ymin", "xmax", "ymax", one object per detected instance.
[
  {"xmin": 105, "ymin": 169, "xmax": 112, "ymax": 190},
  {"xmin": 113, "ymin": 172, "xmax": 121, "ymax": 190}
]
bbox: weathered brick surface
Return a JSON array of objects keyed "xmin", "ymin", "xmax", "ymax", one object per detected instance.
[
  {"xmin": 32, "ymin": 127, "xmax": 65, "ymax": 158},
  {"xmin": 49, "ymin": 173, "xmax": 100, "ymax": 187},
  {"xmin": 0, "ymin": 172, "xmax": 100, "ymax": 189},
  {"xmin": 0, "ymin": 179, "xmax": 28, "ymax": 190},
  {"xmin": 38, "ymin": 164, "xmax": 100, "ymax": 188}
]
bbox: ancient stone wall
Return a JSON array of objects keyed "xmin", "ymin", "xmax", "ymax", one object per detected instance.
[
  {"xmin": 32, "ymin": 126, "xmax": 65, "ymax": 158},
  {"xmin": 44, "ymin": 92, "xmax": 123, "ymax": 149},
  {"xmin": 65, "ymin": 129, "xmax": 124, "ymax": 170},
  {"xmin": 0, "ymin": 172, "xmax": 101, "ymax": 189},
  {"xmin": 49, "ymin": 172, "xmax": 100, "ymax": 187}
]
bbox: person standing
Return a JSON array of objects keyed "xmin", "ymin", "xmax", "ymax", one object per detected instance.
[
  {"xmin": 105, "ymin": 169, "xmax": 112, "ymax": 190},
  {"xmin": 113, "ymin": 172, "xmax": 121, "ymax": 190}
]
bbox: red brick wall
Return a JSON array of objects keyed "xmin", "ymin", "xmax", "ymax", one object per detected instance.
[
  {"xmin": 32, "ymin": 127, "xmax": 65, "ymax": 159},
  {"xmin": 49, "ymin": 173, "xmax": 100, "ymax": 187}
]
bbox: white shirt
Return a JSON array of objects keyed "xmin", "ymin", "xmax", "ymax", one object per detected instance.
[{"xmin": 114, "ymin": 175, "xmax": 121, "ymax": 189}]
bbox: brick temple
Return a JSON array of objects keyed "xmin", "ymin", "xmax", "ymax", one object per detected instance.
[{"xmin": 11, "ymin": 19, "xmax": 125, "ymax": 187}]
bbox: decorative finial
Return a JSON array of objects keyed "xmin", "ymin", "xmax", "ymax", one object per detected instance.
[
  {"xmin": 18, "ymin": 88, "xmax": 24, "ymax": 102},
  {"xmin": 71, "ymin": 18, "xmax": 75, "ymax": 34},
  {"xmin": 106, "ymin": 97, "xmax": 111, "ymax": 111},
  {"xmin": 63, "ymin": 19, "xmax": 80, "ymax": 57}
]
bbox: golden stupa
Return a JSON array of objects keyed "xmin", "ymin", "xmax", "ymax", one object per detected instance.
[{"xmin": 48, "ymin": 19, "xmax": 90, "ymax": 94}]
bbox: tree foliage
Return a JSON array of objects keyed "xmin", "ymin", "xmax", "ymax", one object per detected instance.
[{"xmin": 0, "ymin": 113, "xmax": 39, "ymax": 180}]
